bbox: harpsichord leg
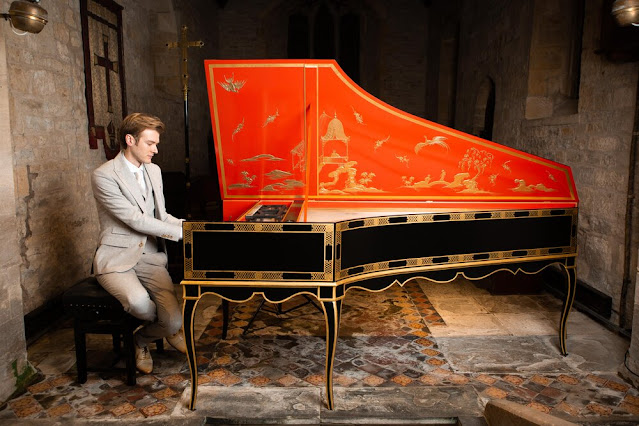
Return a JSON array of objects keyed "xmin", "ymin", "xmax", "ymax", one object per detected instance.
[
  {"xmin": 559, "ymin": 265, "xmax": 577, "ymax": 356},
  {"xmin": 321, "ymin": 299, "xmax": 343, "ymax": 410},
  {"xmin": 183, "ymin": 298, "xmax": 199, "ymax": 410}
]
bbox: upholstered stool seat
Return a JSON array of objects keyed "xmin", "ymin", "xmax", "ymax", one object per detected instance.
[{"xmin": 62, "ymin": 276, "xmax": 163, "ymax": 385}]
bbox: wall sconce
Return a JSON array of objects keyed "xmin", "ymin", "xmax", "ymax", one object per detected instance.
[
  {"xmin": 1, "ymin": 0, "xmax": 48, "ymax": 34},
  {"xmin": 612, "ymin": 0, "xmax": 639, "ymax": 27}
]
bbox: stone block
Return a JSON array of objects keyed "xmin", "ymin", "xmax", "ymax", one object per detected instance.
[
  {"xmin": 484, "ymin": 399, "xmax": 578, "ymax": 425},
  {"xmin": 32, "ymin": 70, "xmax": 56, "ymax": 97},
  {"xmin": 525, "ymin": 97, "xmax": 553, "ymax": 120},
  {"xmin": 0, "ymin": 218, "xmax": 19, "ymax": 267},
  {"xmin": 583, "ymin": 234, "xmax": 613, "ymax": 271}
]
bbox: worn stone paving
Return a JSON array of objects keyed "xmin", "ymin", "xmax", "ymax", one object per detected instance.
[{"xmin": 1, "ymin": 279, "xmax": 639, "ymax": 423}]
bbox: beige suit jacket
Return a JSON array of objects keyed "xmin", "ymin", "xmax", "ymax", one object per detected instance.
[{"xmin": 92, "ymin": 151, "xmax": 183, "ymax": 275}]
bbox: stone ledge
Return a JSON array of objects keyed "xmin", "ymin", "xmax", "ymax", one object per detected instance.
[{"xmin": 484, "ymin": 399, "xmax": 577, "ymax": 426}]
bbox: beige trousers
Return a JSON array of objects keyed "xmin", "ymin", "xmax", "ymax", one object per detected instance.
[{"xmin": 96, "ymin": 252, "xmax": 181, "ymax": 346}]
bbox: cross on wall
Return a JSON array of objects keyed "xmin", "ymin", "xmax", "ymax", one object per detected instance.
[
  {"xmin": 94, "ymin": 33, "xmax": 118, "ymax": 113},
  {"xmin": 167, "ymin": 25, "xmax": 204, "ymax": 101}
]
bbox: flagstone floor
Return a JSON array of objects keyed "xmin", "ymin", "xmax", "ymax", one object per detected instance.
[{"xmin": 1, "ymin": 277, "xmax": 638, "ymax": 424}]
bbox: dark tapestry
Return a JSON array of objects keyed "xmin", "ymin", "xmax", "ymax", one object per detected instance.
[{"xmin": 80, "ymin": 0, "xmax": 127, "ymax": 160}]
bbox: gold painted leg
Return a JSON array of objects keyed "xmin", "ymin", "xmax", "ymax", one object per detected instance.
[
  {"xmin": 183, "ymin": 298, "xmax": 199, "ymax": 410},
  {"xmin": 321, "ymin": 299, "xmax": 342, "ymax": 410},
  {"xmin": 559, "ymin": 265, "xmax": 577, "ymax": 356}
]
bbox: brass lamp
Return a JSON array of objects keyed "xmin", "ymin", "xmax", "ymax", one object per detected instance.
[
  {"xmin": 1, "ymin": 0, "xmax": 48, "ymax": 34},
  {"xmin": 612, "ymin": 0, "xmax": 639, "ymax": 27}
]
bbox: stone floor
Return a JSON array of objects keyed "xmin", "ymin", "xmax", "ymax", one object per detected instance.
[{"xmin": 1, "ymin": 277, "xmax": 638, "ymax": 425}]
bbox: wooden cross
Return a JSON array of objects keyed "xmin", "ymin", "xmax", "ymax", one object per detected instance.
[
  {"xmin": 94, "ymin": 34, "xmax": 118, "ymax": 113},
  {"xmin": 167, "ymin": 25, "xmax": 204, "ymax": 101}
]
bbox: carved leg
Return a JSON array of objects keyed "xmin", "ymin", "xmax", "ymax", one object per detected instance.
[
  {"xmin": 559, "ymin": 265, "xmax": 577, "ymax": 356},
  {"xmin": 321, "ymin": 299, "xmax": 342, "ymax": 410},
  {"xmin": 222, "ymin": 299, "xmax": 229, "ymax": 339},
  {"xmin": 183, "ymin": 298, "xmax": 200, "ymax": 410}
]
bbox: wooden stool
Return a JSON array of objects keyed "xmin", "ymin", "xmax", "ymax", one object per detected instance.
[{"xmin": 62, "ymin": 276, "xmax": 163, "ymax": 385}]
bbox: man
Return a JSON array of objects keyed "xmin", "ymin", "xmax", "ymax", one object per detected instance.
[{"xmin": 92, "ymin": 112, "xmax": 186, "ymax": 374}]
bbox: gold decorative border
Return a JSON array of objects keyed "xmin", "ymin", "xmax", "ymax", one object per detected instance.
[
  {"xmin": 335, "ymin": 208, "xmax": 577, "ymax": 279},
  {"xmin": 183, "ymin": 221, "xmax": 334, "ymax": 281}
]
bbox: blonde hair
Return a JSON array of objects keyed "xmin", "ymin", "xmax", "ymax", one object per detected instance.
[{"xmin": 119, "ymin": 113, "xmax": 165, "ymax": 149}]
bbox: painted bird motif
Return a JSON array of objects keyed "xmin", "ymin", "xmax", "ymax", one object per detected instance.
[
  {"xmin": 351, "ymin": 106, "xmax": 365, "ymax": 124},
  {"xmin": 396, "ymin": 155, "xmax": 410, "ymax": 167},
  {"xmin": 415, "ymin": 136, "xmax": 449, "ymax": 154},
  {"xmin": 263, "ymin": 109, "xmax": 279, "ymax": 127},
  {"xmin": 374, "ymin": 135, "xmax": 390, "ymax": 152},
  {"xmin": 232, "ymin": 118, "xmax": 245, "ymax": 141},
  {"xmin": 218, "ymin": 74, "xmax": 246, "ymax": 92}
]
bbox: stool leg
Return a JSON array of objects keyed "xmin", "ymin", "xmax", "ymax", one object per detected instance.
[
  {"xmin": 74, "ymin": 320, "xmax": 87, "ymax": 384},
  {"xmin": 113, "ymin": 332, "xmax": 121, "ymax": 353},
  {"xmin": 123, "ymin": 327, "xmax": 137, "ymax": 386}
]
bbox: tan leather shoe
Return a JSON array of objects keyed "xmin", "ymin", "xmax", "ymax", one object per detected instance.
[
  {"xmin": 134, "ymin": 343, "xmax": 153, "ymax": 374},
  {"xmin": 167, "ymin": 330, "xmax": 187, "ymax": 354}
]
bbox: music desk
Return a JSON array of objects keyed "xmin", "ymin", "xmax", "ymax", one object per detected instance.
[{"xmin": 180, "ymin": 205, "xmax": 578, "ymax": 411}]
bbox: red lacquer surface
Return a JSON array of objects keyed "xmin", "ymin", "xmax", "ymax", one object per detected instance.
[{"xmin": 205, "ymin": 59, "xmax": 578, "ymax": 214}]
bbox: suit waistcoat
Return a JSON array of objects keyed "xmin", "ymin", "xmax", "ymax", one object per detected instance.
[{"xmin": 142, "ymin": 170, "xmax": 159, "ymax": 254}]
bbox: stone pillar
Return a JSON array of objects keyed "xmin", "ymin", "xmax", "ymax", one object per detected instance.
[
  {"xmin": 0, "ymin": 28, "xmax": 35, "ymax": 403},
  {"xmin": 620, "ymin": 256, "xmax": 639, "ymax": 387}
]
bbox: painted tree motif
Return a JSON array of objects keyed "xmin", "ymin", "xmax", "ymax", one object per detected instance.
[{"xmin": 459, "ymin": 147, "xmax": 494, "ymax": 180}]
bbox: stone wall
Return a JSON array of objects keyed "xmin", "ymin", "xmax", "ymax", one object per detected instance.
[
  {"xmin": 119, "ymin": 0, "xmax": 184, "ymax": 175},
  {"xmin": 0, "ymin": 0, "xmax": 217, "ymax": 401},
  {"xmin": 4, "ymin": 0, "xmax": 101, "ymax": 316},
  {"xmin": 0, "ymin": 18, "xmax": 33, "ymax": 404},
  {"xmin": 2, "ymin": 0, "xmax": 218, "ymax": 319},
  {"xmin": 452, "ymin": 0, "xmax": 639, "ymax": 327}
]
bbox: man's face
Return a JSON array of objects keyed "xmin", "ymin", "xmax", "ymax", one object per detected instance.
[{"xmin": 125, "ymin": 129, "xmax": 159, "ymax": 167}]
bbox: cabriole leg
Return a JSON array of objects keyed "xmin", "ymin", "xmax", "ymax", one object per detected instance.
[
  {"xmin": 321, "ymin": 299, "xmax": 342, "ymax": 410},
  {"xmin": 183, "ymin": 298, "xmax": 199, "ymax": 410},
  {"xmin": 559, "ymin": 265, "xmax": 577, "ymax": 356}
]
